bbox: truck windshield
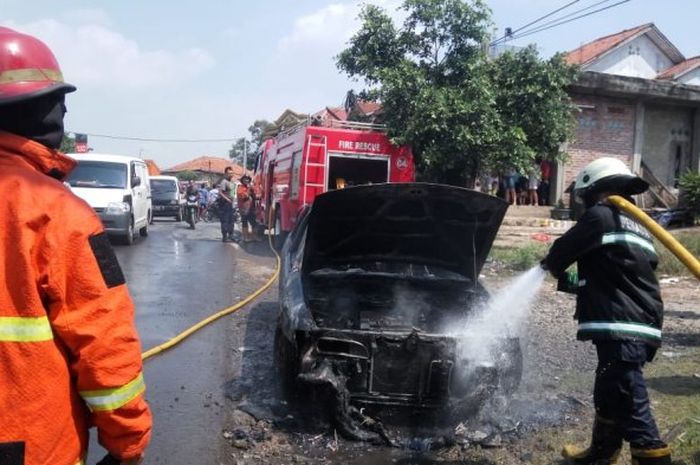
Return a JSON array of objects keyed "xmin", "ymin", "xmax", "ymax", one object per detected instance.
[
  {"xmin": 150, "ymin": 180, "xmax": 178, "ymax": 194},
  {"xmin": 66, "ymin": 161, "xmax": 127, "ymax": 189}
]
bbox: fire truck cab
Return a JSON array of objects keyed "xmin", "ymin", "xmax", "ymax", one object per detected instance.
[{"xmin": 253, "ymin": 120, "xmax": 414, "ymax": 247}]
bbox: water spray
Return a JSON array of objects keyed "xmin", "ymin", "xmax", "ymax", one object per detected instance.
[{"xmin": 452, "ymin": 265, "xmax": 547, "ymax": 373}]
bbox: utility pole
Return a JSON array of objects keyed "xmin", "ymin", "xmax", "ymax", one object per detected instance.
[{"xmin": 243, "ymin": 138, "xmax": 247, "ymax": 173}]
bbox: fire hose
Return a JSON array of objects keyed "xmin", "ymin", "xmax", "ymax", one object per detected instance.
[
  {"xmin": 607, "ymin": 195, "xmax": 700, "ymax": 281},
  {"xmin": 141, "ymin": 210, "xmax": 281, "ymax": 361}
]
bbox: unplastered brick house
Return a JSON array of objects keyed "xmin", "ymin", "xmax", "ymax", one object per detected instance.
[{"xmin": 557, "ymin": 23, "xmax": 700, "ymax": 209}]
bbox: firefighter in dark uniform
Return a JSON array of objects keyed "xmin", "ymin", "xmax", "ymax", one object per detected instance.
[{"xmin": 541, "ymin": 157, "xmax": 671, "ymax": 465}]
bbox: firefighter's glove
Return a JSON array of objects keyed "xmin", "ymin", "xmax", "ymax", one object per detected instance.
[{"xmin": 556, "ymin": 270, "xmax": 579, "ymax": 295}]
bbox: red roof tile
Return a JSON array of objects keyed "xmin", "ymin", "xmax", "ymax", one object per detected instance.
[
  {"xmin": 325, "ymin": 106, "xmax": 349, "ymax": 121},
  {"xmin": 657, "ymin": 56, "xmax": 700, "ymax": 80},
  {"xmin": 565, "ymin": 23, "xmax": 652, "ymax": 67},
  {"xmin": 144, "ymin": 159, "xmax": 160, "ymax": 176},
  {"xmin": 357, "ymin": 101, "xmax": 381, "ymax": 115},
  {"xmin": 164, "ymin": 156, "xmax": 247, "ymax": 176}
]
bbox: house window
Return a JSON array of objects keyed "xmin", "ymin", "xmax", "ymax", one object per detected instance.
[
  {"xmin": 578, "ymin": 116, "xmax": 596, "ymax": 129},
  {"xmin": 672, "ymin": 144, "xmax": 682, "ymax": 188}
]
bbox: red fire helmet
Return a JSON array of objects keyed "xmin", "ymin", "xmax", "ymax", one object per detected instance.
[{"xmin": 0, "ymin": 26, "xmax": 76, "ymax": 105}]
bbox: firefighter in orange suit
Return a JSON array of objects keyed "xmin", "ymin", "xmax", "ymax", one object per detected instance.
[
  {"xmin": 237, "ymin": 174, "xmax": 255, "ymax": 242},
  {"xmin": 0, "ymin": 27, "xmax": 151, "ymax": 465}
]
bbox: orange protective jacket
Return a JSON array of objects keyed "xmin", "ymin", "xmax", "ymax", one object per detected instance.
[
  {"xmin": 0, "ymin": 132, "xmax": 152, "ymax": 465},
  {"xmin": 236, "ymin": 183, "xmax": 251, "ymax": 213}
]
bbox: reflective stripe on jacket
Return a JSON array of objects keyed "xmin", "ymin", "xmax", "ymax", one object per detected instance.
[
  {"xmin": 543, "ymin": 202, "xmax": 664, "ymax": 347},
  {"xmin": 0, "ymin": 132, "xmax": 152, "ymax": 465}
]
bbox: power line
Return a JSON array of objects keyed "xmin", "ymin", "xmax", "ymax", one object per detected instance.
[
  {"xmin": 490, "ymin": 0, "xmax": 581, "ymax": 46},
  {"xmin": 512, "ymin": 0, "xmax": 615, "ymax": 39},
  {"xmin": 508, "ymin": 0, "xmax": 632, "ymax": 42},
  {"xmin": 71, "ymin": 132, "xmax": 236, "ymax": 143}
]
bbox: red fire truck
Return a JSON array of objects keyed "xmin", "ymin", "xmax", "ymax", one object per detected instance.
[{"xmin": 253, "ymin": 120, "xmax": 414, "ymax": 246}]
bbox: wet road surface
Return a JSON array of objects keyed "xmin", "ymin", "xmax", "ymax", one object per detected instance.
[{"xmin": 87, "ymin": 219, "xmax": 276, "ymax": 465}]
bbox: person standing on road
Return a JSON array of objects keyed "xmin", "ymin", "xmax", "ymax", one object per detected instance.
[
  {"xmin": 541, "ymin": 158, "xmax": 671, "ymax": 465},
  {"xmin": 237, "ymin": 175, "xmax": 259, "ymax": 242},
  {"xmin": 527, "ymin": 161, "xmax": 540, "ymax": 206},
  {"xmin": 0, "ymin": 27, "xmax": 151, "ymax": 465},
  {"xmin": 539, "ymin": 158, "xmax": 552, "ymax": 205},
  {"xmin": 218, "ymin": 167, "xmax": 236, "ymax": 242},
  {"xmin": 197, "ymin": 182, "xmax": 209, "ymax": 221}
]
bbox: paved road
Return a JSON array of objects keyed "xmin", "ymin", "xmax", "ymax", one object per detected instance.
[{"xmin": 86, "ymin": 219, "xmax": 277, "ymax": 465}]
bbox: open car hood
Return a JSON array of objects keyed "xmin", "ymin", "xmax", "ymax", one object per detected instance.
[{"xmin": 302, "ymin": 183, "xmax": 508, "ymax": 283}]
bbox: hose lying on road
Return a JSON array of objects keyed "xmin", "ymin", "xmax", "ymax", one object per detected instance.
[
  {"xmin": 607, "ymin": 195, "xmax": 700, "ymax": 281},
  {"xmin": 141, "ymin": 217, "xmax": 281, "ymax": 361}
]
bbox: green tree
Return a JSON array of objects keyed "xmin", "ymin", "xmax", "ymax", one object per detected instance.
[
  {"xmin": 337, "ymin": 0, "xmax": 577, "ymax": 185},
  {"xmin": 248, "ymin": 119, "xmax": 276, "ymax": 151},
  {"xmin": 679, "ymin": 170, "xmax": 700, "ymax": 224},
  {"xmin": 490, "ymin": 46, "xmax": 577, "ymax": 173},
  {"xmin": 175, "ymin": 170, "xmax": 199, "ymax": 181},
  {"xmin": 228, "ymin": 137, "xmax": 254, "ymax": 170},
  {"xmin": 229, "ymin": 120, "xmax": 277, "ymax": 171},
  {"xmin": 60, "ymin": 134, "xmax": 76, "ymax": 153}
]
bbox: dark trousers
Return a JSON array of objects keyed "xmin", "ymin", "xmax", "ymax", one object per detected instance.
[
  {"xmin": 594, "ymin": 344, "xmax": 664, "ymax": 449},
  {"xmin": 219, "ymin": 203, "xmax": 234, "ymax": 237}
]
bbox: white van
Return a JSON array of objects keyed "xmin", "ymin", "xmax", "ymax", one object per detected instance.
[{"xmin": 65, "ymin": 153, "xmax": 152, "ymax": 245}]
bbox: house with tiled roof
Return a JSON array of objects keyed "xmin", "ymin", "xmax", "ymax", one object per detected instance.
[
  {"xmin": 657, "ymin": 56, "xmax": 700, "ymax": 85},
  {"xmin": 556, "ymin": 23, "xmax": 700, "ymax": 210},
  {"xmin": 162, "ymin": 156, "xmax": 249, "ymax": 186},
  {"xmin": 308, "ymin": 101, "xmax": 384, "ymax": 128}
]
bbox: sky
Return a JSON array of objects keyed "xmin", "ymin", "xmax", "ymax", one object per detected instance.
[{"xmin": 3, "ymin": 0, "xmax": 698, "ymax": 169}]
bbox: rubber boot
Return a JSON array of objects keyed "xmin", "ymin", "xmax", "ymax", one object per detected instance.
[
  {"xmin": 252, "ymin": 225, "xmax": 263, "ymax": 242},
  {"xmin": 630, "ymin": 445, "xmax": 672, "ymax": 465},
  {"xmin": 562, "ymin": 415, "xmax": 622, "ymax": 464}
]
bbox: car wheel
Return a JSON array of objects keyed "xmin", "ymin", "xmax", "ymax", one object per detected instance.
[
  {"xmin": 124, "ymin": 217, "xmax": 135, "ymax": 245},
  {"xmin": 139, "ymin": 217, "xmax": 149, "ymax": 237},
  {"xmin": 274, "ymin": 324, "xmax": 299, "ymax": 399}
]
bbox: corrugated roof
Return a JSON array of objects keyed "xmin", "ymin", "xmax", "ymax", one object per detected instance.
[
  {"xmin": 164, "ymin": 156, "xmax": 248, "ymax": 176},
  {"xmin": 565, "ymin": 23, "xmax": 653, "ymax": 67},
  {"xmin": 657, "ymin": 56, "xmax": 700, "ymax": 80}
]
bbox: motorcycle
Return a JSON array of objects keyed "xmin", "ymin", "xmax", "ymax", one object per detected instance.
[{"xmin": 185, "ymin": 194, "xmax": 198, "ymax": 229}]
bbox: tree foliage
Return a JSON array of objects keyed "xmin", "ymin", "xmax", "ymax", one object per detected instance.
[
  {"xmin": 60, "ymin": 134, "xmax": 76, "ymax": 153},
  {"xmin": 228, "ymin": 120, "xmax": 276, "ymax": 170},
  {"xmin": 337, "ymin": 0, "xmax": 577, "ymax": 185},
  {"xmin": 228, "ymin": 137, "xmax": 250, "ymax": 167},
  {"xmin": 175, "ymin": 170, "xmax": 199, "ymax": 181},
  {"xmin": 679, "ymin": 170, "xmax": 700, "ymax": 223}
]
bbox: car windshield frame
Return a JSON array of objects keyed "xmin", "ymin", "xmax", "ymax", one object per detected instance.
[{"xmin": 66, "ymin": 161, "xmax": 128, "ymax": 189}]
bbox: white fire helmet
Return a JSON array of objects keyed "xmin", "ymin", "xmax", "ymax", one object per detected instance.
[{"xmin": 574, "ymin": 157, "xmax": 648, "ymax": 202}]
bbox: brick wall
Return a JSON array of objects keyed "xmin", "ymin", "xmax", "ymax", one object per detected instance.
[{"xmin": 565, "ymin": 95, "xmax": 637, "ymax": 192}]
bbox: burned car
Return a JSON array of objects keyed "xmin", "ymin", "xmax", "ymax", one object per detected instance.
[{"xmin": 274, "ymin": 183, "xmax": 521, "ymax": 440}]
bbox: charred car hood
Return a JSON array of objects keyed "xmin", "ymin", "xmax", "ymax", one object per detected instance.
[{"xmin": 302, "ymin": 183, "xmax": 508, "ymax": 283}]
